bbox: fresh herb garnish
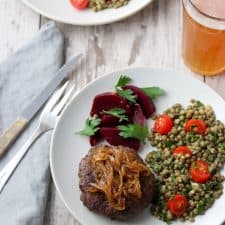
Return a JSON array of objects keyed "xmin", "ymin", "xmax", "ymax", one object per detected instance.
[
  {"xmin": 210, "ymin": 132, "xmax": 218, "ymax": 141},
  {"xmin": 118, "ymin": 123, "xmax": 148, "ymax": 143},
  {"xmin": 177, "ymin": 140, "xmax": 184, "ymax": 146},
  {"xmin": 219, "ymin": 142, "xmax": 225, "ymax": 150},
  {"xmin": 155, "ymin": 151, "xmax": 162, "ymax": 159},
  {"xmin": 115, "ymin": 75, "xmax": 137, "ymax": 103},
  {"xmin": 115, "ymin": 75, "xmax": 132, "ymax": 87},
  {"xmin": 192, "ymin": 161, "xmax": 198, "ymax": 170},
  {"xmin": 170, "ymin": 175, "xmax": 176, "ymax": 183},
  {"xmin": 79, "ymin": 116, "xmax": 101, "ymax": 136},
  {"xmin": 116, "ymin": 88, "xmax": 137, "ymax": 103},
  {"xmin": 141, "ymin": 87, "xmax": 166, "ymax": 99},
  {"xmin": 197, "ymin": 199, "xmax": 207, "ymax": 214},
  {"xmin": 165, "ymin": 140, "xmax": 176, "ymax": 147},
  {"xmin": 151, "ymin": 163, "xmax": 162, "ymax": 172},
  {"xmin": 206, "ymin": 180, "xmax": 218, "ymax": 190},
  {"xmin": 166, "ymin": 220, "xmax": 172, "ymax": 225},
  {"xmin": 196, "ymin": 100, "xmax": 204, "ymax": 107},
  {"xmin": 103, "ymin": 108, "xmax": 129, "ymax": 122}
]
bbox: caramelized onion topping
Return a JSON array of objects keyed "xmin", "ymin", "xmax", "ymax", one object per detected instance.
[{"xmin": 87, "ymin": 146, "xmax": 151, "ymax": 211}]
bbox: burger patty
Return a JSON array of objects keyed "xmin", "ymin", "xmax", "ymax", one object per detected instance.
[{"xmin": 78, "ymin": 145, "xmax": 155, "ymax": 221}]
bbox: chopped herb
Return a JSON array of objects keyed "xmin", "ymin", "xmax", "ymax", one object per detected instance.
[
  {"xmin": 116, "ymin": 88, "xmax": 137, "ymax": 103},
  {"xmin": 197, "ymin": 199, "xmax": 207, "ymax": 214},
  {"xmin": 220, "ymin": 142, "xmax": 225, "ymax": 150},
  {"xmin": 115, "ymin": 75, "xmax": 132, "ymax": 87},
  {"xmin": 196, "ymin": 100, "xmax": 204, "ymax": 107},
  {"xmin": 170, "ymin": 175, "xmax": 176, "ymax": 183},
  {"xmin": 192, "ymin": 162, "xmax": 198, "ymax": 170},
  {"xmin": 141, "ymin": 87, "xmax": 166, "ymax": 99},
  {"xmin": 155, "ymin": 151, "xmax": 162, "ymax": 159},
  {"xmin": 210, "ymin": 132, "xmax": 218, "ymax": 141},
  {"xmin": 206, "ymin": 197, "xmax": 214, "ymax": 206},
  {"xmin": 78, "ymin": 116, "xmax": 101, "ymax": 136},
  {"xmin": 165, "ymin": 140, "xmax": 176, "ymax": 147},
  {"xmin": 177, "ymin": 140, "xmax": 184, "ymax": 146},
  {"xmin": 103, "ymin": 108, "xmax": 128, "ymax": 122},
  {"xmin": 151, "ymin": 163, "xmax": 162, "ymax": 172},
  {"xmin": 166, "ymin": 220, "xmax": 172, "ymax": 225},
  {"xmin": 118, "ymin": 123, "xmax": 148, "ymax": 143},
  {"xmin": 206, "ymin": 180, "xmax": 218, "ymax": 190}
]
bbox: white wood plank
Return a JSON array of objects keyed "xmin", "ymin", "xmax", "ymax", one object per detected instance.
[{"xmin": 0, "ymin": 0, "xmax": 40, "ymax": 62}]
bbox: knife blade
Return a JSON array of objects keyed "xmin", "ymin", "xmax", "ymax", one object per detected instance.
[{"xmin": 0, "ymin": 53, "xmax": 82, "ymax": 157}]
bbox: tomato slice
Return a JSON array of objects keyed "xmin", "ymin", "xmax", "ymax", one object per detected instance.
[
  {"xmin": 167, "ymin": 194, "xmax": 189, "ymax": 217},
  {"xmin": 70, "ymin": 0, "xmax": 89, "ymax": 9},
  {"xmin": 184, "ymin": 119, "xmax": 206, "ymax": 134},
  {"xmin": 173, "ymin": 146, "xmax": 192, "ymax": 157},
  {"xmin": 190, "ymin": 160, "xmax": 211, "ymax": 183},
  {"xmin": 154, "ymin": 114, "xmax": 173, "ymax": 135}
]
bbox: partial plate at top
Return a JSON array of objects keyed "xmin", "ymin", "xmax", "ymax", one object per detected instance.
[{"xmin": 22, "ymin": 0, "xmax": 153, "ymax": 25}]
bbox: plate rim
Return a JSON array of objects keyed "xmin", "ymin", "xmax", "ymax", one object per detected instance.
[
  {"xmin": 50, "ymin": 66, "xmax": 225, "ymax": 225},
  {"xmin": 22, "ymin": 0, "xmax": 153, "ymax": 26}
]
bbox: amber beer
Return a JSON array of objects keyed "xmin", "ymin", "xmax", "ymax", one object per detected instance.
[{"xmin": 182, "ymin": 0, "xmax": 225, "ymax": 76}]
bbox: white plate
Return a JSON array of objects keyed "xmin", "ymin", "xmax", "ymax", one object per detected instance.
[
  {"xmin": 22, "ymin": 0, "xmax": 153, "ymax": 25},
  {"xmin": 50, "ymin": 67, "xmax": 225, "ymax": 225}
]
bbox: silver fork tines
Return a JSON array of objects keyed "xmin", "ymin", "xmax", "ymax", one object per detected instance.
[{"xmin": 0, "ymin": 81, "xmax": 74, "ymax": 193}]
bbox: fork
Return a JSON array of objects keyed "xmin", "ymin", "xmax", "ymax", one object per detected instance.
[{"xmin": 0, "ymin": 81, "xmax": 74, "ymax": 193}]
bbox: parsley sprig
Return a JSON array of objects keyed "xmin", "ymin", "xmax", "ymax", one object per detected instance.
[
  {"xmin": 79, "ymin": 116, "xmax": 101, "ymax": 136},
  {"xmin": 118, "ymin": 123, "xmax": 148, "ymax": 143},
  {"xmin": 141, "ymin": 87, "xmax": 166, "ymax": 99},
  {"xmin": 103, "ymin": 108, "xmax": 129, "ymax": 122},
  {"xmin": 115, "ymin": 75, "xmax": 137, "ymax": 103},
  {"xmin": 115, "ymin": 75, "xmax": 132, "ymax": 87}
]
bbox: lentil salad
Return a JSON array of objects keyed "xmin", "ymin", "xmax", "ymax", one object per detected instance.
[
  {"xmin": 146, "ymin": 99, "xmax": 225, "ymax": 223},
  {"xmin": 89, "ymin": 0, "xmax": 130, "ymax": 12}
]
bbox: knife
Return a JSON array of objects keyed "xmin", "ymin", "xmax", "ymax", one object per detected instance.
[{"xmin": 0, "ymin": 53, "xmax": 82, "ymax": 157}]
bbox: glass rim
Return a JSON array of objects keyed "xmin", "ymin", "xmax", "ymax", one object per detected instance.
[{"xmin": 187, "ymin": 0, "xmax": 225, "ymax": 22}]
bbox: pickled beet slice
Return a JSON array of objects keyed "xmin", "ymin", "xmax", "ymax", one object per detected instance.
[
  {"xmin": 90, "ymin": 92, "xmax": 131, "ymax": 116},
  {"xmin": 101, "ymin": 115, "xmax": 120, "ymax": 127},
  {"xmin": 89, "ymin": 132, "xmax": 102, "ymax": 146},
  {"xmin": 133, "ymin": 104, "xmax": 145, "ymax": 126},
  {"xmin": 122, "ymin": 85, "xmax": 155, "ymax": 118},
  {"xmin": 100, "ymin": 127, "xmax": 140, "ymax": 150}
]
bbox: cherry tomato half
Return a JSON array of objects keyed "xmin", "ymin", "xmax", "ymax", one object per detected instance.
[
  {"xmin": 184, "ymin": 119, "xmax": 206, "ymax": 134},
  {"xmin": 173, "ymin": 146, "xmax": 192, "ymax": 157},
  {"xmin": 167, "ymin": 194, "xmax": 189, "ymax": 217},
  {"xmin": 70, "ymin": 0, "xmax": 89, "ymax": 9},
  {"xmin": 154, "ymin": 114, "xmax": 173, "ymax": 135},
  {"xmin": 190, "ymin": 160, "xmax": 211, "ymax": 183}
]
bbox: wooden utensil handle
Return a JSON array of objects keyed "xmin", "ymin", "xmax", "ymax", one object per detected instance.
[{"xmin": 0, "ymin": 117, "xmax": 28, "ymax": 157}]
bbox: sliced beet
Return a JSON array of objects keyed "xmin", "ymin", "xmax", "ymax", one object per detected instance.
[
  {"xmin": 90, "ymin": 92, "xmax": 131, "ymax": 116},
  {"xmin": 133, "ymin": 104, "xmax": 145, "ymax": 126},
  {"xmin": 100, "ymin": 127, "xmax": 140, "ymax": 150},
  {"xmin": 101, "ymin": 115, "xmax": 120, "ymax": 127},
  {"xmin": 89, "ymin": 132, "xmax": 102, "ymax": 146},
  {"xmin": 122, "ymin": 85, "xmax": 155, "ymax": 118}
]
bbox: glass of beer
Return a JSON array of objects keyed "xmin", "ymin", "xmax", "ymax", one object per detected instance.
[{"xmin": 182, "ymin": 0, "xmax": 225, "ymax": 76}]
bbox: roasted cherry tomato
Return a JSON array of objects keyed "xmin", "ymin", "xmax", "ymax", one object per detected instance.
[
  {"xmin": 167, "ymin": 194, "xmax": 189, "ymax": 217},
  {"xmin": 173, "ymin": 146, "xmax": 192, "ymax": 157},
  {"xmin": 70, "ymin": 0, "xmax": 89, "ymax": 9},
  {"xmin": 190, "ymin": 160, "xmax": 211, "ymax": 183},
  {"xmin": 184, "ymin": 119, "xmax": 206, "ymax": 134},
  {"xmin": 154, "ymin": 114, "xmax": 173, "ymax": 134}
]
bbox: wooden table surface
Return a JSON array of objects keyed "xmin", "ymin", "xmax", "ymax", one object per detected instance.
[{"xmin": 1, "ymin": 0, "xmax": 225, "ymax": 224}]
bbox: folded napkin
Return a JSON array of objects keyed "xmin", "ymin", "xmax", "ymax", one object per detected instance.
[{"xmin": 0, "ymin": 21, "xmax": 64, "ymax": 225}]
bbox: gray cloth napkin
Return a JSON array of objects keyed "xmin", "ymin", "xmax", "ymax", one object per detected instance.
[{"xmin": 0, "ymin": 21, "xmax": 64, "ymax": 225}]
